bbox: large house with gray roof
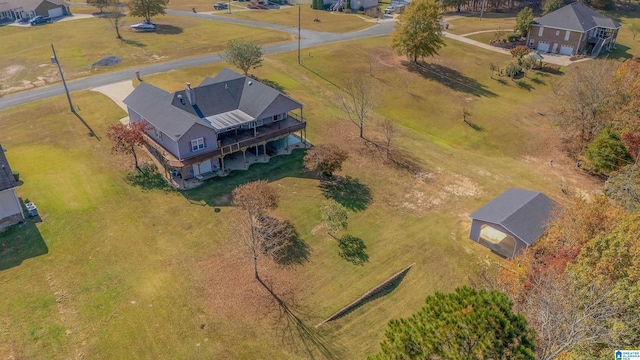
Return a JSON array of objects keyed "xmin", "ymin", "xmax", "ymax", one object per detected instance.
[
  {"xmin": 469, "ymin": 188, "xmax": 556, "ymax": 258},
  {"xmin": 0, "ymin": 0, "xmax": 70, "ymax": 22},
  {"xmin": 0, "ymin": 145, "xmax": 24, "ymax": 230},
  {"xmin": 526, "ymin": 2, "xmax": 621, "ymax": 57},
  {"xmin": 123, "ymin": 68, "xmax": 307, "ymax": 186}
]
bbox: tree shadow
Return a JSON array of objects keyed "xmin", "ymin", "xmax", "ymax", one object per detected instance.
[
  {"xmin": 257, "ymin": 276, "xmax": 339, "ymax": 359},
  {"xmin": 154, "ymin": 24, "xmax": 183, "ymax": 35},
  {"xmin": 403, "ymin": 61, "xmax": 498, "ymax": 97},
  {"xmin": 530, "ymin": 77, "xmax": 545, "ymax": 85},
  {"xmin": 267, "ymin": 220, "xmax": 310, "ymax": 267},
  {"xmin": 338, "ymin": 234, "xmax": 368, "ymax": 266},
  {"xmin": 125, "ymin": 167, "xmax": 175, "ymax": 192},
  {"xmin": 319, "ymin": 175, "xmax": 372, "ymax": 212},
  {"xmin": 463, "ymin": 119, "xmax": 483, "ymax": 131},
  {"xmin": 0, "ymin": 219, "xmax": 48, "ymax": 271},
  {"xmin": 496, "ymin": 78, "xmax": 509, "ymax": 85},
  {"xmin": 122, "ymin": 38, "xmax": 146, "ymax": 48},
  {"xmin": 385, "ymin": 147, "xmax": 424, "ymax": 176},
  {"xmin": 300, "ymin": 63, "xmax": 340, "ymax": 89},
  {"xmin": 183, "ymin": 148, "xmax": 312, "ymax": 207},
  {"xmin": 516, "ymin": 80, "xmax": 534, "ymax": 91}
]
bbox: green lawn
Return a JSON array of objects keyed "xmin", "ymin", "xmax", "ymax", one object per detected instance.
[
  {"xmin": 0, "ymin": 13, "xmax": 291, "ymax": 95},
  {"xmin": 0, "ymin": 23, "xmax": 611, "ymax": 359}
]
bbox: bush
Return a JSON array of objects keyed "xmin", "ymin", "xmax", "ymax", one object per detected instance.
[
  {"xmin": 540, "ymin": 63, "xmax": 561, "ymax": 74},
  {"xmin": 358, "ymin": 5, "xmax": 364, "ymax": 11},
  {"xmin": 12, "ymin": 172, "xmax": 19, "ymax": 182},
  {"xmin": 506, "ymin": 33, "xmax": 521, "ymax": 42}
]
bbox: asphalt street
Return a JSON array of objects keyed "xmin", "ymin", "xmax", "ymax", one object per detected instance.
[{"xmin": 0, "ymin": 12, "xmax": 394, "ymax": 111}]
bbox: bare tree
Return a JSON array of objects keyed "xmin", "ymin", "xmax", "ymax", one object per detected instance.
[
  {"xmin": 552, "ymin": 60, "xmax": 618, "ymax": 158},
  {"xmin": 105, "ymin": 0, "xmax": 126, "ymax": 40},
  {"xmin": 380, "ymin": 119, "xmax": 396, "ymax": 158},
  {"xmin": 338, "ymin": 75, "xmax": 380, "ymax": 139},
  {"xmin": 232, "ymin": 180, "xmax": 279, "ymax": 279}
]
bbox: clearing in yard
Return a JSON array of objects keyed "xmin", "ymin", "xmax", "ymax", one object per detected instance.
[
  {"xmin": 0, "ymin": 19, "xmax": 612, "ymax": 359},
  {"xmin": 446, "ymin": 12, "xmax": 517, "ymax": 35},
  {"xmin": 0, "ymin": 12, "xmax": 291, "ymax": 96}
]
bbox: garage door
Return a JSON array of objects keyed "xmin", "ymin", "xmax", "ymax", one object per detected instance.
[
  {"xmin": 199, "ymin": 160, "xmax": 212, "ymax": 174},
  {"xmin": 48, "ymin": 7, "xmax": 63, "ymax": 18},
  {"xmin": 559, "ymin": 45, "xmax": 574, "ymax": 56},
  {"xmin": 537, "ymin": 41, "xmax": 550, "ymax": 53}
]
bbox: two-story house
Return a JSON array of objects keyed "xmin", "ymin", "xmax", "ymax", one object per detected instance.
[
  {"xmin": 526, "ymin": 2, "xmax": 621, "ymax": 57},
  {"xmin": 0, "ymin": 0, "xmax": 70, "ymax": 22},
  {"xmin": 123, "ymin": 68, "xmax": 307, "ymax": 187},
  {"xmin": 0, "ymin": 145, "xmax": 25, "ymax": 230}
]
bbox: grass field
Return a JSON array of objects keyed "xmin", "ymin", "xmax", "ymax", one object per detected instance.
[
  {"xmin": 446, "ymin": 13, "xmax": 517, "ymax": 35},
  {"xmin": 217, "ymin": 5, "xmax": 376, "ymax": 33},
  {"xmin": 0, "ymin": 18, "xmax": 614, "ymax": 359},
  {"xmin": 0, "ymin": 13, "xmax": 291, "ymax": 95}
]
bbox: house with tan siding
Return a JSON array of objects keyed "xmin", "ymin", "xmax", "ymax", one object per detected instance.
[
  {"xmin": 0, "ymin": 145, "xmax": 25, "ymax": 230},
  {"xmin": 526, "ymin": 2, "xmax": 621, "ymax": 57}
]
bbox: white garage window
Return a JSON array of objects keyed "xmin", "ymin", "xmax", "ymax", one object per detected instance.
[{"xmin": 564, "ymin": 30, "xmax": 570, "ymax": 41}]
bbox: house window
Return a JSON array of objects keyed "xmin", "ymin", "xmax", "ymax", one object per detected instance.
[
  {"xmin": 538, "ymin": 26, "xmax": 543, "ymax": 37},
  {"xmin": 273, "ymin": 114, "xmax": 283, "ymax": 121},
  {"xmin": 555, "ymin": 30, "xmax": 560, "ymax": 36},
  {"xmin": 241, "ymin": 122, "xmax": 251, "ymax": 129},
  {"xmin": 155, "ymin": 128, "xmax": 163, "ymax": 140},
  {"xmin": 191, "ymin": 138, "xmax": 204, "ymax": 152},
  {"xmin": 256, "ymin": 119, "xmax": 264, "ymax": 126},
  {"xmin": 564, "ymin": 30, "xmax": 570, "ymax": 41}
]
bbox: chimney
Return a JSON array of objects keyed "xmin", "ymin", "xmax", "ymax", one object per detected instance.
[{"xmin": 185, "ymin": 82, "xmax": 196, "ymax": 105}]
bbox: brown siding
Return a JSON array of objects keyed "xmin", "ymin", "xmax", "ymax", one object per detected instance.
[{"xmin": 528, "ymin": 24, "xmax": 586, "ymax": 55}]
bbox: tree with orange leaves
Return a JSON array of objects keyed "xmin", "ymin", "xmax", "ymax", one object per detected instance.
[{"xmin": 106, "ymin": 120, "xmax": 150, "ymax": 171}]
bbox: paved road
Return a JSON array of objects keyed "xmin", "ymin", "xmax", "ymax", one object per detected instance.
[{"xmin": 0, "ymin": 12, "xmax": 393, "ymax": 111}]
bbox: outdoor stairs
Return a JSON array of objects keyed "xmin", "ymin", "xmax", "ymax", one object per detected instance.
[{"xmin": 591, "ymin": 37, "xmax": 611, "ymax": 57}]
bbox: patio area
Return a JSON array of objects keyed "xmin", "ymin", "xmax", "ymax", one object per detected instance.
[{"xmin": 169, "ymin": 134, "xmax": 310, "ymax": 190}]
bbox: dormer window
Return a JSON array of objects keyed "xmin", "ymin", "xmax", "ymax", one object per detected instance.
[{"xmin": 191, "ymin": 138, "xmax": 205, "ymax": 152}]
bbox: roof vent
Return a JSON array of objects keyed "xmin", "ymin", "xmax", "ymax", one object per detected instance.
[
  {"xmin": 248, "ymin": 81, "xmax": 253, "ymax": 86},
  {"xmin": 225, "ymin": 83, "xmax": 228, "ymax": 90},
  {"xmin": 186, "ymin": 82, "xmax": 192, "ymax": 89},
  {"xmin": 177, "ymin": 94, "xmax": 186, "ymax": 106}
]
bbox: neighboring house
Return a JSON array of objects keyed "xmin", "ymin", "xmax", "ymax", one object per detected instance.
[
  {"xmin": 0, "ymin": 0, "xmax": 70, "ymax": 22},
  {"xmin": 526, "ymin": 2, "xmax": 621, "ymax": 57},
  {"xmin": 469, "ymin": 188, "xmax": 556, "ymax": 259},
  {"xmin": 324, "ymin": 0, "xmax": 379, "ymax": 12},
  {"xmin": 123, "ymin": 68, "xmax": 307, "ymax": 186},
  {"xmin": 0, "ymin": 145, "xmax": 25, "ymax": 230}
]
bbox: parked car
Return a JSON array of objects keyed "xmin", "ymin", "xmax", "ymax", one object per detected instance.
[
  {"xmin": 29, "ymin": 15, "xmax": 51, "ymax": 25},
  {"xmin": 214, "ymin": 2, "xmax": 228, "ymax": 9},
  {"xmin": 383, "ymin": 5, "xmax": 395, "ymax": 14}
]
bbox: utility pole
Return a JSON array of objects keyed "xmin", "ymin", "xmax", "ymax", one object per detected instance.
[
  {"xmin": 298, "ymin": 6, "xmax": 301, "ymax": 65},
  {"xmin": 480, "ymin": 0, "xmax": 486, "ymax": 21},
  {"xmin": 51, "ymin": 44, "xmax": 74, "ymax": 113}
]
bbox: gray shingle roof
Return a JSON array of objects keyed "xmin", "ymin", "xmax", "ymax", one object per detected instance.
[
  {"xmin": 470, "ymin": 188, "xmax": 556, "ymax": 245},
  {"xmin": 534, "ymin": 2, "xmax": 621, "ymax": 32},
  {"xmin": 123, "ymin": 68, "xmax": 303, "ymax": 136},
  {"xmin": 0, "ymin": 145, "xmax": 18, "ymax": 192}
]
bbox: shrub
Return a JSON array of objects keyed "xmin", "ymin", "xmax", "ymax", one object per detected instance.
[
  {"xmin": 12, "ymin": 172, "xmax": 19, "ymax": 182},
  {"xmin": 507, "ymin": 33, "xmax": 522, "ymax": 42},
  {"xmin": 540, "ymin": 63, "xmax": 561, "ymax": 74},
  {"xmin": 358, "ymin": 5, "xmax": 364, "ymax": 11},
  {"xmin": 585, "ymin": 127, "xmax": 632, "ymax": 174}
]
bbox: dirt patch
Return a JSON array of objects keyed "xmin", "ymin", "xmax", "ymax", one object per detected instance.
[{"xmin": 198, "ymin": 242, "xmax": 303, "ymax": 324}]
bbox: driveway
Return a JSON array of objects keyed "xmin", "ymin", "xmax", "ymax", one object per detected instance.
[{"xmin": 5, "ymin": 14, "xmax": 93, "ymax": 27}]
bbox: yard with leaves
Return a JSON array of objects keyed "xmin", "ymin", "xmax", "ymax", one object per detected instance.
[{"xmin": 0, "ymin": 20, "xmax": 621, "ymax": 358}]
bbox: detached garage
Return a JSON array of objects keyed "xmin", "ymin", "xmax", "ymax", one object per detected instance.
[
  {"xmin": 34, "ymin": 0, "xmax": 70, "ymax": 19},
  {"xmin": 469, "ymin": 188, "xmax": 556, "ymax": 258},
  {"xmin": 537, "ymin": 41, "xmax": 550, "ymax": 53}
]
